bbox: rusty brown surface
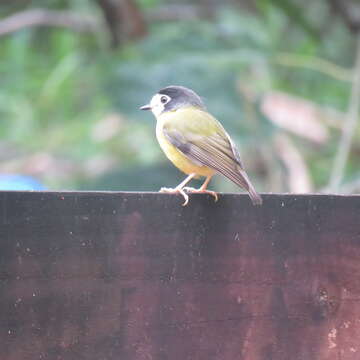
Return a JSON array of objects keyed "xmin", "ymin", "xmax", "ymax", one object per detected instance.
[{"xmin": 0, "ymin": 192, "xmax": 360, "ymax": 360}]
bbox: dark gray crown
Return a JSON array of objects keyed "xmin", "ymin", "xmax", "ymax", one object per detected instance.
[{"xmin": 158, "ymin": 86, "xmax": 205, "ymax": 111}]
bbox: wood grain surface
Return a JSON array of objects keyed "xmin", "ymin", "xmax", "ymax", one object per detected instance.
[{"xmin": 0, "ymin": 191, "xmax": 360, "ymax": 360}]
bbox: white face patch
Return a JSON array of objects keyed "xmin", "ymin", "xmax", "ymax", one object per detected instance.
[{"xmin": 149, "ymin": 94, "xmax": 171, "ymax": 117}]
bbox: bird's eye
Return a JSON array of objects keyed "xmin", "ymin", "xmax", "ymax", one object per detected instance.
[{"xmin": 160, "ymin": 96, "xmax": 169, "ymax": 104}]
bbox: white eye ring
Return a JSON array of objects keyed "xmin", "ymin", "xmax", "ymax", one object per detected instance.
[{"xmin": 160, "ymin": 95, "xmax": 170, "ymax": 104}]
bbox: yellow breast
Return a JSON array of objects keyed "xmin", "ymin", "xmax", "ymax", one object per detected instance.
[{"xmin": 156, "ymin": 114, "xmax": 214, "ymax": 177}]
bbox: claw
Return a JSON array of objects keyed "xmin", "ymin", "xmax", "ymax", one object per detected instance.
[
  {"xmin": 159, "ymin": 187, "xmax": 189, "ymax": 206},
  {"xmin": 159, "ymin": 174, "xmax": 218, "ymax": 206},
  {"xmin": 183, "ymin": 187, "xmax": 219, "ymax": 202},
  {"xmin": 182, "ymin": 187, "xmax": 196, "ymax": 192}
]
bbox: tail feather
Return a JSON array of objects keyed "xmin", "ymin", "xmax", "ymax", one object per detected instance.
[
  {"xmin": 236, "ymin": 169, "xmax": 263, "ymax": 206},
  {"xmin": 214, "ymin": 165, "xmax": 263, "ymax": 206},
  {"xmin": 247, "ymin": 182, "xmax": 263, "ymax": 206}
]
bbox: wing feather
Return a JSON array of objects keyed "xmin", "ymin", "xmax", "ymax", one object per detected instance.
[{"xmin": 161, "ymin": 108, "xmax": 262, "ymax": 205}]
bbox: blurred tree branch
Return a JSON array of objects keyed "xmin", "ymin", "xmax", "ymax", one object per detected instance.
[
  {"xmin": 274, "ymin": 134, "xmax": 313, "ymax": 193},
  {"xmin": 147, "ymin": 5, "xmax": 211, "ymax": 22},
  {"xmin": 0, "ymin": 8, "xmax": 101, "ymax": 36},
  {"xmin": 97, "ymin": 0, "xmax": 147, "ymax": 47},
  {"xmin": 0, "ymin": 3, "xmax": 216, "ymax": 45},
  {"xmin": 0, "ymin": 1, "xmax": 148, "ymax": 48},
  {"xmin": 328, "ymin": 0, "xmax": 360, "ymax": 33},
  {"xmin": 328, "ymin": 35, "xmax": 360, "ymax": 191},
  {"xmin": 274, "ymin": 52, "xmax": 354, "ymax": 82}
]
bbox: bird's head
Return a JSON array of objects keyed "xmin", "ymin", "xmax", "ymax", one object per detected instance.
[{"xmin": 140, "ymin": 85, "xmax": 205, "ymax": 117}]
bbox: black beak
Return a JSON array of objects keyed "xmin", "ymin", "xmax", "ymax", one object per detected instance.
[{"xmin": 140, "ymin": 104, "xmax": 151, "ymax": 111}]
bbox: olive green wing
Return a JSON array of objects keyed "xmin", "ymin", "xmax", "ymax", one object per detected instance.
[{"xmin": 162, "ymin": 108, "xmax": 262, "ymax": 205}]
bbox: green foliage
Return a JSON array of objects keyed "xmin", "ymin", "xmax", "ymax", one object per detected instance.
[{"xmin": 0, "ymin": 1, "xmax": 358, "ymax": 192}]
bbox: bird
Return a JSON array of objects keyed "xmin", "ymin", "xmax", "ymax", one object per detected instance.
[{"xmin": 140, "ymin": 85, "xmax": 262, "ymax": 206}]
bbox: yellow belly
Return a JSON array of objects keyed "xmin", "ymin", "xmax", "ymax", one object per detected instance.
[{"xmin": 156, "ymin": 123, "xmax": 214, "ymax": 177}]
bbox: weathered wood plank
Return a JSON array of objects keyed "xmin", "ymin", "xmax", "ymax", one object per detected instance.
[{"xmin": 0, "ymin": 191, "xmax": 360, "ymax": 360}]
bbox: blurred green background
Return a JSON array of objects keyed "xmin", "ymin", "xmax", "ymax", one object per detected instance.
[{"xmin": 0, "ymin": 0, "xmax": 359, "ymax": 194}]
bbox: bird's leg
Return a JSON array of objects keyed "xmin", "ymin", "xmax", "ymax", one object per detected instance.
[
  {"xmin": 159, "ymin": 173, "xmax": 196, "ymax": 206},
  {"xmin": 183, "ymin": 175, "xmax": 218, "ymax": 202}
]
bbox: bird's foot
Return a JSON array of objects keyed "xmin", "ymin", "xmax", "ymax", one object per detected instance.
[
  {"xmin": 183, "ymin": 187, "xmax": 219, "ymax": 202},
  {"xmin": 159, "ymin": 187, "xmax": 189, "ymax": 206}
]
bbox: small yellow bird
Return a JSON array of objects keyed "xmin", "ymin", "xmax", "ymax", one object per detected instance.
[{"xmin": 140, "ymin": 85, "xmax": 262, "ymax": 206}]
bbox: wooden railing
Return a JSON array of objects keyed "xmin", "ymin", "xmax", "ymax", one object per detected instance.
[{"xmin": 1, "ymin": 191, "xmax": 360, "ymax": 359}]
